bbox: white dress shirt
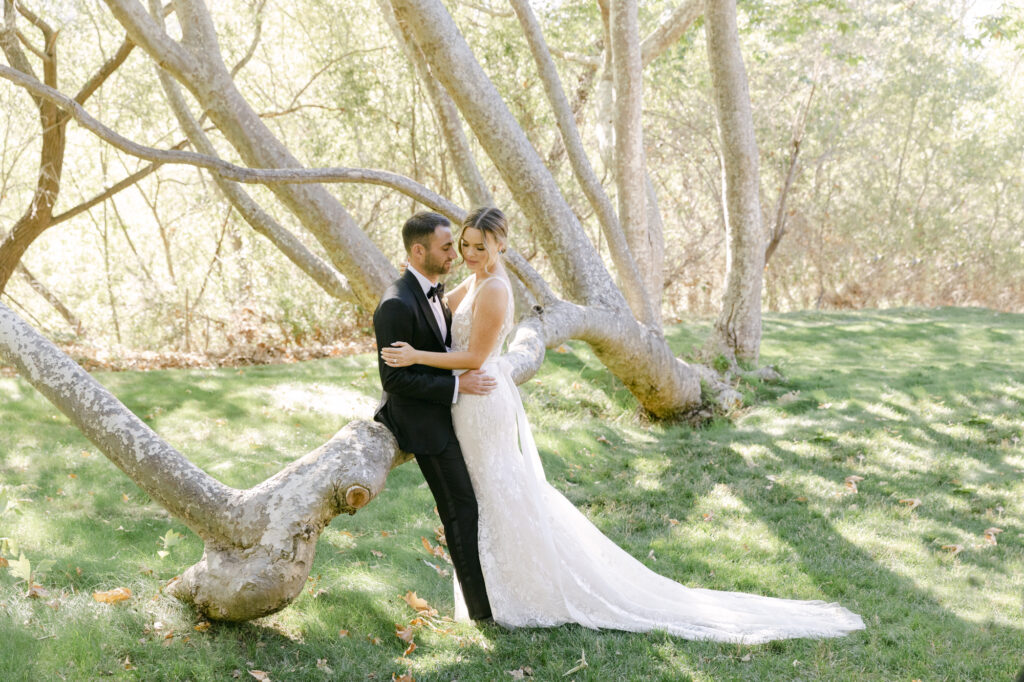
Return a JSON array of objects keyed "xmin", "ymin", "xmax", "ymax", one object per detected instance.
[{"xmin": 408, "ymin": 265, "xmax": 458, "ymax": 403}]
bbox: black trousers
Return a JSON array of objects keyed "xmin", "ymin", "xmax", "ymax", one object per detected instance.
[{"xmin": 414, "ymin": 438, "xmax": 491, "ymax": 620}]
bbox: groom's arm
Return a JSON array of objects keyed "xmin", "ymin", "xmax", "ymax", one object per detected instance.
[{"xmin": 373, "ymin": 297, "xmax": 456, "ymax": 405}]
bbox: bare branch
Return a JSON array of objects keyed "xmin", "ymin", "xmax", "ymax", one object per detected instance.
[
  {"xmin": 0, "ymin": 63, "xmax": 459, "ymax": 215},
  {"xmin": 458, "ymin": 0, "xmax": 512, "ymax": 18},
  {"xmin": 228, "ymin": 0, "xmax": 265, "ymax": 79},
  {"xmin": 16, "ymin": 263, "xmax": 85, "ymax": 335},
  {"xmin": 379, "ymin": 0, "xmax": 492, "ymax": 206},
  {"xmin": 73, "ymin": 36, "xmax": 134, "ymax": 105},
  {"xmin": 548, "ymin": 47, "xmax": 601, "ymax": 68},
  {"xmin": 49, "ymin": 144, "xmax": 183, "ymax": 226},
  {"xmin": 101, "ymin": 0, "xmax": 196, "ymax": 80},
  {"xmin": 509, "ymin": 0, "xmax": 656, "ymax": 327},
  {"xmin": 14, "ymin": 28, "xmax": 45, "ymax": 60},
  {"xmin": 640, "ymin": 0, "xmax": 702, "ymax": 68}
]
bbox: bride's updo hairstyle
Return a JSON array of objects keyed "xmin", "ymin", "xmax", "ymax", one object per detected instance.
[{"xmin": 459, "ymin": 207, "xmax": 508, "ymax": 273}]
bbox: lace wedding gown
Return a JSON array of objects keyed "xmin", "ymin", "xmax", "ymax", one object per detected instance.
[{"xmin": 449, "ymin": 275, "xmax": 864, "ymax": 643}]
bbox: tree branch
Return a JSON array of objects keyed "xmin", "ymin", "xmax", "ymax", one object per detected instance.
[
  {"xmin": 228, "ymin": 0, "xmax": 265, "ymax": 79},
  {"xmin": 0, "ymin": 63, "xmax": 462, "ymax": 215},
  {"xmin": 49, "ymin": 144, "xmax": 184, "ymax": 226},
  {"xmin": 379, "ymin": 0, "xmax": 492, "ymax": 207},
  {"xmin": 509, "ymin": 0, "xmax": 656, "ymax": 327},
  {"xmin": 153, "ymin": 58, "xmax": 354, "ymax": 303},
  {"xmin": 73, "ymin": 36, "xmax": 134, "ymax": 106},
  {"xmin": 640, "ymin": 0, "xmax": 702, "ymax": 68},
  {"xmin": 101, "ymin": 0, "xmax": 197, "ymax": 81}
]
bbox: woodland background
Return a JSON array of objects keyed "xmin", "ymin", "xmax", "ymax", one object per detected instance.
[{"xmin": 2, "ymin": 0, "xmax": 1021, "ymax": 366}]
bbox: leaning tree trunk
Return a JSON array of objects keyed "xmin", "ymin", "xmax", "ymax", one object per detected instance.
[
  {"xmin": 103, "ymin": 0, "xmax": 394, "ymax": 309},
  {"xmin": 0, "ymin": 300, "xmax": 402, "ymax": 621},
  {"xmin": 704, "ymin": 0, "xmax": 766, "ymax": 364},
  {"xmin": 390, "ymin": 0, "xmax": 700, "ymax": 416}
]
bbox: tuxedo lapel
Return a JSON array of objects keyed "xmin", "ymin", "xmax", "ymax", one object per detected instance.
[
  {"xmin": 404, "ymin": 270, "xmax": 446, "ymax": 349},
  {"xmin": 442, "ymin": 301, "xmax": 452, "ymax": 348}
]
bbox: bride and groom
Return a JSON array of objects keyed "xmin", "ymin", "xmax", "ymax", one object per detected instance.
[{"xmin": 373, "ymin": 209, "xmax": 864, "ymax": 642}]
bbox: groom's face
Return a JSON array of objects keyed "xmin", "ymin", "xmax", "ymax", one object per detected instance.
[{"xmin": 419, "ymin": 225, "xmax": 456, "ymax": 279}]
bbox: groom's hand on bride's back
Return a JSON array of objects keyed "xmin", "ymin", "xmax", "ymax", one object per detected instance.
[{"xmin": 459, "ymin": 370, "xmax": 497, "ymax": 395}]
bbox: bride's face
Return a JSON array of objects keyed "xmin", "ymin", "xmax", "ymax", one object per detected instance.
[{"xmin": 460, "ymin": 227, "xmax": 498, "ymax": 273}]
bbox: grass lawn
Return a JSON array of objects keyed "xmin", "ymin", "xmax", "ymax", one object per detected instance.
[{"xmin": 1, "ymin": 307, "xmax": 1021, "ymax": 681}]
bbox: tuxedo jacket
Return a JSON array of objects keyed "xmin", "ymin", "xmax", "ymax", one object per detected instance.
[{"xmin": 373, "ymin": 269, "xmax": 456, "ymax": 456}]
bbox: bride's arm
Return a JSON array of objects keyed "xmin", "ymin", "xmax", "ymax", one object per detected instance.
[{"xmin": 382, "ymin": 280, "xmax": 508, "ymax": 371}]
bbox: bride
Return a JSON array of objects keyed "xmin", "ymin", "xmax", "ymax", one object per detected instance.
[{"xmin": 381, "ymin": 207, "xmax": 864, "ymax": 643}]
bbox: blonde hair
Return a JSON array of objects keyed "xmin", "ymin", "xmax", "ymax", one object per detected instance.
[{"xmin": 459, "ymin": 207, "xmax": 508, "ymax": 272}]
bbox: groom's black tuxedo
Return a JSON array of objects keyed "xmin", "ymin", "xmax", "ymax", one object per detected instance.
[
  {"xmin": 372, "ymin": 268, "xmax": 491, "ymax": 620},
  {"xmin": 373, "ymin": 269, "xmax": 455, "ymax": 455}
]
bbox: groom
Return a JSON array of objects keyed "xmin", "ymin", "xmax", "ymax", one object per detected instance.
[{"xmin": 372, "ymin": 211, "xmax": 494, "ymax": 621}]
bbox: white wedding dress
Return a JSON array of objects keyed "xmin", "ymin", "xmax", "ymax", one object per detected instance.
[{"xmin": 449, "ymin": 275, "xmax": 864, "ymax": 643}]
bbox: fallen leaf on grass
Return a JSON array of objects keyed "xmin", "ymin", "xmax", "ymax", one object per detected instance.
[
  {"xmin": 27, "ymin": 583, "xmax": 49, "ymax": 599},
  {"xmin": 371, "ymin": 550, "xmax": 385, "ymax": 558},
  {"xmin": 668, "ymin": 518, "xmax": 679, "ymax": 526},
  {"xmin": 316, "ymin": 659, "xmax": 333, "ymax": 674},
  {"xmin": 338, "ymin": 629, "xmax": 349, "ymax": 638},
  {"xmin": 0, "ymin": 557, "xmax": 7, "ymax": 568},
  {"xmin": 941, "ymin": 544, "xmax": 964, "ymax": 556},
  {"xmin": 403, "ymin": 642, "xmax": 416, "ymax": 657},
  {"xmin": 395, "ymin": 624, "xmax": 415, "ymax": 644},
  {"xmin": 844, "ymin": 475, "xmax": 864, "ymax": 493},
  {"xmin": 422, "ymin": 559, "xmax": 450, "ymax": 578},
  {"xmin": 702, "ymin": 512, "xmax": 714, "ymax": 522},
  {"xmin": 402, "ymin": 591, "xmax": 437, "ymax": 617},
  {"xmin": 983, "ymin": 527, "xmax": 1003, "ymax": 545},
  {"xmin": 554, "ymin": 344, "xmax": 570, "ymax": 354},
  {"xmin": 776, "ymin": 391, "xmax": 800, "ymax": 405},
  {"xmin": 122, "ymin": 655, "xmax": 135, "ymax": 670},
  {"xmin": 898, "ymin": 498, "xmax": 922, "ymax": 510},
  {"xmin": 596, "ymin": 435, "xmax": 611, "ymax": 446},
  {"xmin": 507, "ymin": 666, "xmax": 534, "ymax": 678},
  {"xmin": 420, "ymin": 537, "xmax": 451, "ymax": 564},
  {"xmin": 93, "ymin": 587, "xmax": 132, "ymax": 604},
  {"xmin": 249, "ymin": 671, "xmax": 270, "ymax": 681},
  {"xmin": 392, "ymin": 673, "xmax": 414, "ymax": 682},
  {"xmin": 367, "ymin": 635, "xmax": 382, "ymax": 645},
  {"xmin": 194, "ymin": 622, "xmax": 211, "ymax": 632}
]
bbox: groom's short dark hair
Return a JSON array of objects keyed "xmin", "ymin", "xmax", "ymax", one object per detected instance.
[{"xmin": 403, "ymin": 212, "xmax": 450, "ymax": 253}]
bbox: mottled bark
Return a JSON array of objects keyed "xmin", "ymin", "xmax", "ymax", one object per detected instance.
[
  {"xmin": 0, "ymin": 300, "xmax": 403, "ymax": 621},
  {"xmin": 704, "ymin": 0, "xmax": 765, "ymax": 363},
  {"xmin": 378, "ymin": 0, "xmax": 493, "ymax": 207},
  {"xmin": 103, "ymin": 0, "xmax": 394, "ymax": 309},
  {"xmin": 389, "ymin": 0, "xmax": 626, "ymax": 311},
  {"xmin": 509, "ymin": 0, "xmax": 657, "ymax": 328}
]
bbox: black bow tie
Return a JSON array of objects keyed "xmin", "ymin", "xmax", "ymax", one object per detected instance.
[{"xmin": 426, "ymin": 282, "xmax": 445, "ymax": 301}]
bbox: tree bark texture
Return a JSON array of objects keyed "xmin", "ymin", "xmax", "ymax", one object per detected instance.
[
  {"xmin": 103, "ymin": 0, "xmax": 394, "ymax": 310},
  {"xmin": 704, "ymin": 0, "xmax": 765, "ymax": 364},
  {"xmin": 0, "ymin": 299, "xmax": 404, "ymax": 620}
]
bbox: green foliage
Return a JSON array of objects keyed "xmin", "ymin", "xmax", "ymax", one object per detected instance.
[{"xmin": 0, "ymin": 309, "xmax": 1021, "ymax": 679}]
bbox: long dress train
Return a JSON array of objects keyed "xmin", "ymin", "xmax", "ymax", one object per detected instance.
[{"xmin": 449, "ymin": 275, "xmax": 864, "ymax": 643}]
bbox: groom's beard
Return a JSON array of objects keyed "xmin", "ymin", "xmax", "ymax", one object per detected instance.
[{"xmin": 422, "ymin": 254, "xmax": 452, "ymax": 278}]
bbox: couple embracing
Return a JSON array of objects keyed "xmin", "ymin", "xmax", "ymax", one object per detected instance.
[{"xmin": 373, "ymin": 209, "xmax": 865, "ymax": 642}]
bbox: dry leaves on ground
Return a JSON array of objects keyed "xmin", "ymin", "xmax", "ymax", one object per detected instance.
[{"xmin": 93, "ymin": 587, "xmax": 132, "ymax": 604}]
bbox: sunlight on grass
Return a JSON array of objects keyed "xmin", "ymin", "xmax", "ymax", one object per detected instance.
[{"xmin": 1, "ymin": 308, "xmax": 1022, "ymax": 680}]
